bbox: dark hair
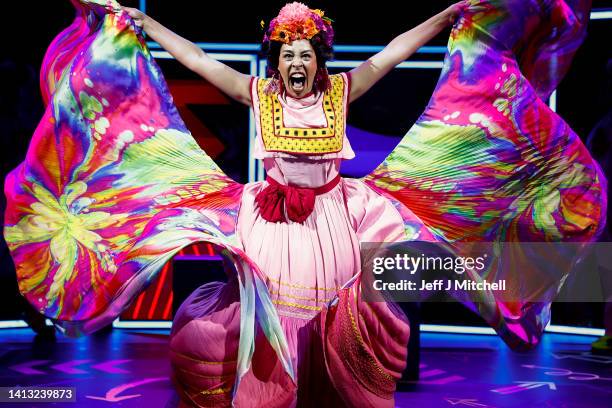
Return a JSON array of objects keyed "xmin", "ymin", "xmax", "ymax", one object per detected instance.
[{"xmin": 261, "ymin": 33, "xmax": 334, "ymax": 93}]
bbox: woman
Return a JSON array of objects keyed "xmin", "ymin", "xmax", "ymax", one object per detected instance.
[
  {"xmin": 4, "ymin": 0, "xmax": 604, "ymax": 407},
  {"xmin": 121, "ymin": 2, "xmax": 465, "ymax": 406}
]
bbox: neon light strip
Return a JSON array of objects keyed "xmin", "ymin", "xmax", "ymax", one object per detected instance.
[
  {"xmin": 249, "ymin": 59, "xmax": 271, "ymax": 182},
  {"xmin": 116, "ymin": 322, "xmax": 483, "ymax": 332},
  {"xmin": 150, "ymin": 42, "xmax": 262, "ymax": 52},
  {"xmin": 0, "ymin": 319, "xmax": 53, "ymax": 329},
  {"xmin": 111, "ymin": 322, "xmax": 502, "ymax": 333},
  {"xmin": 150, "ymin": 51, "xmax": 256, "ymax": 62},
  {"xmin": 248, "ymin": 58, "xmax": 258, "ymax": 182},
  {"xmin": 334, "ymin": 45, "xmax": 447, "ymax": 54},
  {"xmin": 112, "ymin": 319, "xmax": 172, "ymax": 329},
  {"xmin": 549, "ymin": 90, "xmax": 557, "ymax": 112},
  {"xmin": 258, "ymin": 60, "xmax": 268, "ymax": 77},
  {"xmin": 420, "ymin": 324, "xmax": 497, "ymax": 335},
  {"xmin": 421, "ymin": 323, "xmax": 605, "ymax": 337},
  {"xmin": 163, "ymin": 292, "xmax": 174, "ymax": 320},
  {"xmin": 191, "ymin": 43, "xmax": 259, "ymax": 51},
  {"xmin": 590, "ymin": 10, "xmax": 612, "ymax": 19},
  {"xmin": 132, "ymin": 292, "xmax": 145, "ymax": 320},
  {"xmin": 151, "ymin": 42, "xmax": 245, "ymax": 52},
  {"xmin": 395, "ymin": 61, "xmax": 444, "ymax": 69},
  {"xmin": 326, "ymin": 60, "xmax": 444, "ymax": 69},
  {"xmin": 145, "ymin": 42, "xmax": 448, "ymax": 54},
  {"xmin": 192, "ymin": 244, "xmax": 201, "ymax": 256},
  {"xmin": 545, "ymin": 324, "xmax": 605, "ymax": 336},
  {"xmin": 257, "ymin": 60, "xmax": 444, "ymax": 78},
  {"xmin": 252, "ymin": 59, "xmax": 270, "ymax": 182},
  {"xmin": 148, "ymin": 263, "xmax": 169, "ymax": 319},
  {"xmin": 0, "ymin": 320, "xmax": 29, "ymax": 329},
  {"xmin": 1, "ymin": 319, "xmax": 602, "ymax": 337}
]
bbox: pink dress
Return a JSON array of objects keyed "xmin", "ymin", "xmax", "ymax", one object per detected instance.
[{"xmin": 169, "ymin": 74, "xmax": 412, "ymax": 407}]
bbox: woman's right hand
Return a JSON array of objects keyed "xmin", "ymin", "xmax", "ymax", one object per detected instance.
[{"xmin": 122, "ymin": 7, "xmax": 148, "ymax": 29}]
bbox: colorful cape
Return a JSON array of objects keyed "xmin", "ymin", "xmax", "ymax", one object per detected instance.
[
  {"xmin": 2, "ymin": 0, "xmax": 606, "ymax": 398},
  {"xmin": 364, "ymin": 0, "xmax": 606, "ymax": 348}
]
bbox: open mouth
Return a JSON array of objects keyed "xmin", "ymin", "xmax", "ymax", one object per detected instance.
[{"xmin": 289, "ymin": 73, "xmax": 306, "ymax": 93}]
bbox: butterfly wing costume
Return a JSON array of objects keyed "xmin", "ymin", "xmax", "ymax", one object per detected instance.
[{"xmin": 3, "ymin": 0, "xmax": 605, "ymax": 406}]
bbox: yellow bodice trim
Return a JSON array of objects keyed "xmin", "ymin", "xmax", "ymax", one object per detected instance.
[{"xmin": 256, "ymin": 74, "xmax": 346, "ymax": 154}]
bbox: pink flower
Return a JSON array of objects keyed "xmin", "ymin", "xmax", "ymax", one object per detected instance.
[
  {"xmin": 263, "ymin": 2, "xmax": 334, "ymax": 46},
  {"xmin": 276, "ymin": 2, "xmax": 311, "ymax": 25}
]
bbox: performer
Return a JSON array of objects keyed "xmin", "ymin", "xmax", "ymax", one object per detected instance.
[{"xmin": 3, "ymin": 0, "xmax": 605, "ymax": 407}]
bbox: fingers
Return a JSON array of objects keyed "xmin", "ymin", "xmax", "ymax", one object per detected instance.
[
  {"xmin": 122, "ymin": 7, "xmax": 135, "ymax": 17},
  {"xmin": 449, "ymin": 0, "xmax": 468, "ymax": 24},
  {"xmin": 120, "ymin": 6, "xmax": 145, "ymax": 28},
  {"xmin": 121, "ymin": 6, "xmax": 140, "ymax": 18}
]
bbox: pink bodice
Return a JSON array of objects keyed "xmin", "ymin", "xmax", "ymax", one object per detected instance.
[{"xmin": 250, "ymin": 72, "xmax": 355, "ymax": 161}]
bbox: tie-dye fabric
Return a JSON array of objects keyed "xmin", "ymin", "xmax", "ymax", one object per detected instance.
[
  {"xmin": 364, "ymin": 0, "xmax": 606, "ymax": 348},
  {"xmin": 1, "ymin": 0, "xmax": 606, "ymax": 401},
  {"xmin": 3, "ymin": 0, "xmax": 294, "ymax": 394},
  {"xmin": 366, "ymin": 0, "xmax": 604, "ymax": 244}
]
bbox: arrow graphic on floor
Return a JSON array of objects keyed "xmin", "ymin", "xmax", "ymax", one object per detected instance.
[
  {"xmin": 86, "ymin": 377, "xmax": 169, "ymax": 402},
  {"xmin": 51, "ymin": 360, "xmax": 91, "ymax": 374},
  {"xmin": 91, "ymin": 360, "xmax": 131, "ymax": 374},
  {"xmin": 491, "ymin": 381, "xmax": 557, "ymax": 394},
  {"xmin": 445, "ymin": 398, "xmax": 490, "ymax": 406},
  {"xmin": 9, "ymin": 359, "xmax": 132, "ymax": 375},
  {"xmin": 9, "ymin": 360, "xmax": 51, "ymax": 375},
  {"xmin": 418, "ymin": 364, "xmax": 465, "ymax": 385},
  {"xmin": 522, "ymin": 364, "xmax": 612, "ymax": 381},
  {"xmin": 551, "ymin": 352, "xmax": 612, "ymax": 364}
]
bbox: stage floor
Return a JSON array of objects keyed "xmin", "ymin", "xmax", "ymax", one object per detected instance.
[{"xmin": 0, "ymin": 328, "xmax": 610, "ymax": 407}]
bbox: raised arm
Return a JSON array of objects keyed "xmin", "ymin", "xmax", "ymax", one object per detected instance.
[
  {"xmin": 123, "ymin": 7, "xmax": 252, "ymax": 106},
  {"xmin": 348, "ymin": 1, "xmax": 467, "ymax": 103}
]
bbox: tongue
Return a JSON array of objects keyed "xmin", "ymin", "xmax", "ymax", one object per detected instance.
[{"xmin": 291, "ymin": 79, "xmax": 305, "ymax": 93}]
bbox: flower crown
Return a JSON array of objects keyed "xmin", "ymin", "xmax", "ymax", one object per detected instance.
[{"xmin": 262, "ymin": 2, "xmax": 334, "ymax": 47}]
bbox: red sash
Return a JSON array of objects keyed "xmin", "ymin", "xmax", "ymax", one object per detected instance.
[{"xmin": 255, "ymin": 175, "xmax": 341, "ymax": 223}]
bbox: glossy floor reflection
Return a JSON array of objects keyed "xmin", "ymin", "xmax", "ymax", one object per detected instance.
[{"xmin": 0, "ymin": 328, "xmax": 609, "ymax": 407}]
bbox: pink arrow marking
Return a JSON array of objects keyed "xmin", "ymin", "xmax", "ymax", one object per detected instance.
[
  {"xmin": 10, "ymin": 360, "xmax": 51, "ymax": 375},
  {"xmin": 86, "ymin": 377, "xmax": 169, "ymax": 402},
  {"xmin": 51, "ymin": 360, "xmax": 91, "ymax": 374},
  {"xmin": 522, "ymin": 364, "xmax": 612, "ymax": 381},
  {"xmin": 445, "ymin": 398, "xmax": 489, "ymax": 407},
  {"xmin": 417, "ymin": 363, "xmax": 465, "ymax": 384},
  {"xmin": 492, "ymin": 381, "xmax": 556, "ymax": 395},
  {"xmin": 420, "ymin": 369, "xmax": 446, "ymax": 378},
  {"xmin": 420, "ymin": 375, "xmax": 465, "ymax": 385},
  {"xmin": 91, "ymin": 360, "xmax": 131, "ymax": 374},
  {"xmin": 552, "ymin": 352, "xmax": 612, "ymax": 364}
]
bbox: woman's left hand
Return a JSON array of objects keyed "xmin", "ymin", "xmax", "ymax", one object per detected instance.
[{"xmin": 443, "ymin": 0, "xmax": 469, "ymax": 25}]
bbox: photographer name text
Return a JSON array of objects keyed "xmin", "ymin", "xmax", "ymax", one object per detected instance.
[{"xmin": 373, "ymin": 279, "xmax": 506, "ymax": 292}]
